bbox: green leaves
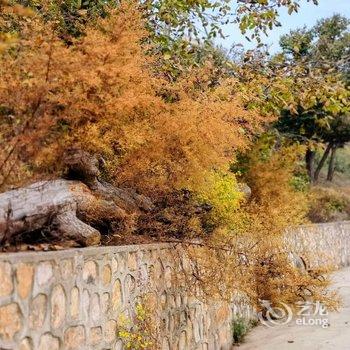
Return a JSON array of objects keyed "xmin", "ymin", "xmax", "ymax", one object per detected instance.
[
  {"xmin": 234, "ymin": 0, "xmax": 316, "ymax": 43},
  {"xmin": 274, "ymin": 14, "xmax": 350, "ymax": 149},
  {"xmin": 10, "ymin": 0, "xmax": 321, "ymax": 80}
]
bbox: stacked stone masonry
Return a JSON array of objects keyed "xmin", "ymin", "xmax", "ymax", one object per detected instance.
[
  {"xmin": 286, "ymin": 221, "xmax": 350, "ymax": 268},
  {"xmin": 0, "ymin": 221, "xmax": 349, "ymax": 349},
  {"xmin": 0, "ymin": 243, "xmax": 232, "ymax": 350}
]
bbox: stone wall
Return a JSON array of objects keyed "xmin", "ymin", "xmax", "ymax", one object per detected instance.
[
  {"xmin": 0, "ymin": 243, "xmax": 232, "ymax": 350},
  {"xmin": 286, "ymin": 221, "xmax": 350, "ymax": 268},
  {"xmin": 0, "ymin": 221, "xmax": 349, "ymax": 350}
]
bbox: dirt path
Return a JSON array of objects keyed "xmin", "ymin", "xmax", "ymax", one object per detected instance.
[{"xmin": 237, "ymin": 267, "xmax": 350, "ymax": 350}]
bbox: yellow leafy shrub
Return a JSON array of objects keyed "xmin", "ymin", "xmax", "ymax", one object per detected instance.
[
  {"xmin": 195, "ymin": 170, "xmax": 244, "ymax": 230},
  {"xmin": 117, "ymin": 298, "xmax": 159, "ymax": 350}
]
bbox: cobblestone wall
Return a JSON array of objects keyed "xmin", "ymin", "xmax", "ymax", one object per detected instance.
[
  {"xmin": 0, "ymin": 243, "xmax": 232, "ymax": 350},
  {"xmin": 0, "ymin": 221, "xmax": 349, "ymax": 349},
  {"xmin": 286, "ymin": 221, "xmax": 350, "ymax": 268}
]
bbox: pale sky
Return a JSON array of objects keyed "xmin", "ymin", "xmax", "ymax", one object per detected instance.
[{"xmin": 217, "ymin": 0, "xmax": 350, "ymax": 53}]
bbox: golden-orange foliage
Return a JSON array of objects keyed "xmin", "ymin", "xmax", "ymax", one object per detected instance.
[
  {"xmin": 0, "ymin": 2, "xmax": 264, "ymax": 195},
  {"xmin": 184, "ymin": 145, "xmax": 337, "ymax": 311},
  {"xmin": 0, "ymin": 2, "xmax": 337, "ymax": 315},
  {"xmin": 245, "ymin": 145, "xmax": 309, "ymax": 235},
  {"xmin": 242, "ymin": 147, "xmax": 335, "ymax": 308}
]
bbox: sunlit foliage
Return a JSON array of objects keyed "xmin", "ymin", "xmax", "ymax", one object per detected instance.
[
  {"xmin": 0, "ymin": 2, "xmax": 264, "ymax": 195},
  {"xmin": 0, "ymin": 1, "xmax": 339, "ymax": 315}
]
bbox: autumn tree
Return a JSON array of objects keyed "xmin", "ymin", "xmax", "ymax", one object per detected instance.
[
  {"xmin": 321, "ymin": 114, "xmax": 350, "ymax": 181},
  {"xmin": 0, "ymin": 1, "xmax": 267, "ymax": 195},
  {"xmin": 6, "ymin": 0, "xmax": 319, "ymax": 79}
]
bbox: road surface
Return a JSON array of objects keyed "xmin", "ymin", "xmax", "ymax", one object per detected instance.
[{"xmin": 238, "ymin": 267, "xmax": 350, "ymax": 350}]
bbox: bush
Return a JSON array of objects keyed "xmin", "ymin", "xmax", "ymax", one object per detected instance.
[
  {"xmin": 232, "ymin": 317, "xmax": 257, "ymax": 344},
  {"xmin": 308, "ymin": 187, "xmax": 350, "ymax": 223},
  {"xmin": 196, "ymin": 170, "xmax": 244, "ymax": 230},
  {"xmin": 290, "ymin": 171, "xmax": 310, "ymax": 192}
]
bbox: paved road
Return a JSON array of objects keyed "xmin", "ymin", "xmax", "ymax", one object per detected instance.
[{"xmin": 238, "ymin": 267, "xmax": 350, "ymax": 350}]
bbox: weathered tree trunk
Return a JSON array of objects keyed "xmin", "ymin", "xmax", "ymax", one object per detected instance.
[
  {"xmin": 313, "ymin": 142, "xmax": 333, "ymax": 182},
  {"xmin": 327, "ymin": 144, "xmax": 338, "ymax": 182},
  {"xmin": 305, "ymin": 148, "xmax": 315, "ymax": 181},
  {"xmin": 0, "ymin": 180, "xmax": 102, "ymax": 246},
  {"xmin": 0, "ymin": 149, "xmax": 154, "ymax": 246}
]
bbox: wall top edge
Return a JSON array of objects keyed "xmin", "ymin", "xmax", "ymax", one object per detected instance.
[
  {"xmin": 0, "ymin": 221, "xmax": 349, "ymax": 262},
  {"xmin": 287, "ymin": 220, "xmax": 350, "ymax": 232},
  {"xmin": 0, "ymin": 242, "xmax": 177, "ymax": 262}
]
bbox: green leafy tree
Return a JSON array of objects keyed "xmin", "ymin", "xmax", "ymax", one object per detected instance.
[
  {"xmin": 321, "ymin": 114, "xmax": 350, "ymax": 181},
  {"xmin": 275, "ymin": 15, "xmax": 350, "ymax": 182}
]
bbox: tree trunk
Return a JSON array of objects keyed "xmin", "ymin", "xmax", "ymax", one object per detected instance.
[
  {"xmin": 313, "ymin": 142, "xmax": 333, "ymax": 182},
  {"xmin": 0, "ymin": 180, "xmax": 102, "ymax": 246},
  {"xmin": 305, "ymin": 148, "xmax": 315, "ymax": 181},
  {"xmin": 327, "ymin": 144, "xmax": 337, "ymax": 182},
  {"xmin": 0, "ymin": 149, "xmax": 154, "ymax": 246}
]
